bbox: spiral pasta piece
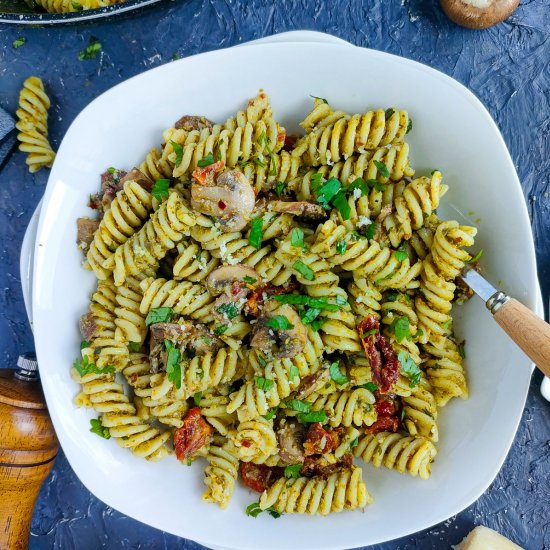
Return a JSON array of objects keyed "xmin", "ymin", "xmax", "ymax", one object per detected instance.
[
  {"xmin": 139, "ymin": 147, "xmax": 172, "ymax": 181},
  {"xmin": 260, "ymin": 466, "xmax": 371, "ymax": 515},
  {"xmin": 230, "ymin": 417, "xmax": 279, "ymax": 463},
  {"xmin": 401, "ymin": 379, "xmax": 438, "ymax": 442},
  {"xmin": 114, "ymin": 277, "xmax": 146, "ymax": 344},
  {"xmin": 83, "ymin": 278, "xmax": 117, "ymax": 340},
  {"xmin": 242, "ymin": 150, "xmax": 302, "ymax": 193},
  {"xmin": 16, "ymin": 76, "xmax": 56, "ymax": 173},
  {"xmin": 203, "ymin": 436, "xmax": 239, "ymax": 509},
  {"xmin": 34, "ymin": 0, "xmax": 115, "ymax": 12},
  {"xmin": 172, "ymin": 241, "xmax": 221, "ymax": 282},
  {"xmin": 200, "ymin": 394, "xmax": 237, "ymax": 436},
  {"xmin": 354, "ymin": 431, "xmax": 436, "ymax": 480},
  {"xmin": 112, "ymin": 191, "xmax": 196, "ymax": 286},
  {"xmin": 86, "ymin": 180, "xmax": 153, "ymax": 280}
]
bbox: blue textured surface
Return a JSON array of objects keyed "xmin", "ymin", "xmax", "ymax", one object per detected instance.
[{"xmin": 0, "ymin": 1, "xmax": 549, "ymax": 548}]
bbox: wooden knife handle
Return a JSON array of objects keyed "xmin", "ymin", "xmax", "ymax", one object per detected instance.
[
  {"xmin": 0, "ymin": 370, "xmax": 59, "ymax": 550},
  {"xmin": 493, "ymin": 298, "xmax": 550, "ymax": 378}
]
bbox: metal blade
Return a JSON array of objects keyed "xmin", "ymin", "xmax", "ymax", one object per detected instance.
[{"xmin": 460, "ymin": 266, "xmax": 498, "ymax": 303}]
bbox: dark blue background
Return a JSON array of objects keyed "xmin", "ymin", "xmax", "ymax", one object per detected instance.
[{"xmin": 1, "ymin": 1, "xmax": 549, "ymax": 548}]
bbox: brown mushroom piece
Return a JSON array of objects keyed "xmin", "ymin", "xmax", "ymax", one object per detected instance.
[
  {"xmin": 191, "ymin": 169, "xmax": 256, "ymax": 233},
  {"xmin": 294, "ymin": 368, "xmax": 331, "ymax": 400},
  {"xmin": 119, "ymin": 168, "xmax": 154, "ymax": 191},
  {"xmin": 440, "ymin": 0, "xmax": 520, "ymax": 29},
  {"xmin": 250, "ymin": 301, "xmax": 307, "ymax": 359},
  {"xmin": 175, "ymin": 115, "xmax": 214, "ymax": 131},
  {"xmin": 269, "ymin": 200, "xmax": 327, "ymax": 220},
  {"xmin": 277, "ymin": 419, "xmax": 306, "ymax": 465},
  {"xmin": 76, "ymin": 217, "xmax": 99, "ymax": 253}
]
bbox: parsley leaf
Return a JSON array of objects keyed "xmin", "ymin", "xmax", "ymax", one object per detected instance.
[
  {"xmin": 73, "ymin": 355, "xmax": 114, "ymax": 377},
  {"xmin": 258, "ymin": 354, "xmax": 267, "ymax": 368},
  {"xmin": 78, "ymin": 37, "xmax": 102, "ymax": 60},
  {"xmin": 300, "ymin": 307, "xmax": 321, "ymax": 325},
  {"xmin": 90, "ymin": 417, "xmax": 110, "ymax": 439},
  {"xmin": 273, "ymin": 294, "xmax": 346, "ymax": 311},
  {"xmin": 336, "ymin": 239, "xmax": 347, "ymax": 255},
  {"xmin": 170, "ymin": 141, "xmax": 183, "ymax": 168},
  {"xmin": 248, "ymin": 217, "xmax": 263, "ymax": 249},
  {"xmin": 267, "ymin": 315, "xmax": 294, "ymax": 330},
  {"xmin": 164, "ymin": 340, "xmax": 182, "ymax": 389},
  {"xmin": 365, "ymin": 222, "xmax": 377, "ymax": 240},
  {"xmin": 391, "ymin": 316, "xmax": 411, "ymax": 343},
  {"xmin": 198, "ymin": 154, "xmax": 215, "ymax": 167},
  {"xmin": 310, "ymin": 95, "xmax": 328, "ymax": 104},
  {"xmin": 72, "ymin": 1, "xmax": 83, "ymax": 9},
  {"xmin": 263, "ymin": 407, "xmax": 279, "ymax": 420},
  {"xmin": 290, "ymin": 228, "xmax": 304, "ymax": 248},
  {"xmin": 216, "ymin": 303, "xmax": 239, "ymax": 320},
  {"xmin": 145, "ymin": 307, "xmax": 173, "ymax": 326},
  {"xmin": 284, "ymin": 399, "xmax": 311, "ymax": 413},
  {"xmin": 329, "ymin": 362, "xmax": 349, "ymax": 385},
  {"xmin": 152, "ymin": 178, "xmax": 170, "ymax": 201},
  {"xmin": 466, "ymin": 249, "xmax": 483, "ymax": 264},
  {"xmin": 360, "ymin": 382, "xmax": 379, "ymax": 392},
  {"xmin": 284, "ymin": 464, "xmax": 302, "ymax": 478},
  {"xmin": 385, "ymin": 108, "xmax": 395, "ymax": 119},
  {"xmin": 245, "ymin": 502, "xmax": 281, "ymax": 518},
  {"xmin": 80, "ymin": 340, "xmax": 91, "ymax": 350},
  {"xmin": 298, "ymin": 410, "xmax": 327, "ymax": 423},
  {"xmin": 12, "ymin": 37, "xmax": 26, "ymax": 49},
  {"xmin": 315, "ymin": 177, "xmax": 341, "ymax": 207},
  {"xmin": 274, "ymin": 181, "xmax": 286, "ymax": 196},
  {"xmin": 128, "ymin": 341, "xmax": 142, "ymax": 353},
  {"xmin": 458, "ymin": 343, "xmax": 466, "ymax": 359},
  {"xmin": 193, "ymin": 392, "xmax": 202, "ymax": 406},
  {"xmin": 442, "ymin": 319, "xmax": 453, "ymax": 332},
  {"xmin": 255, "ymin": 376, "xmax": 274, "ymax": 391},
  {"xmin": 373, "ymin": 160, "xmax": 390, "ymax": 179},
  {"xmin": 214, "ymin": 324, "xmax": 228, "ymax": 335},
  {"xmin": 310, "ymin": 317, "xmax": 328, "ymax": 331},
  {"xmin": 311, "ymin": 172, "xmax": 324, "ymax": 192},
  {"xmin": 406, "ymin": 118, "xmax": 413, "ymax": 134},
  {"xmin": 289, "ymin": 365, "xmax": 299, "ymax": 381},
  {"xmin": 398, "ymin": 351, "xmax": 421, "ymax": 388},
  {"xmin": 292, "ymin": 260, "xmax": 315, "ymax": 281},
  {"xmin": 331, "ymin": 191, "xmax": 351, "ymax": 220},
  {"xmin": 243, "ymin": 275, "xmax": 257, "ymax": 285},
  {"xmin": 394, "ymin": 249, "xmax": 408, "ymax": 262}
]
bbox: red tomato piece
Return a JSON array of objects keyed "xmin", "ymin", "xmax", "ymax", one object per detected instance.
[
  {"xmin": 174, "ymin": 407, "xmax": 214, "ymax": 462},
  {"xmin": 239, "ymin": 462, "xmax": 282, "ymax": 493},
  {"xmin": 192, "ymin": 160, "xmax": 224, "ymax": 185},
  {"xmin": 303, "ymin": 423, "xmax": 340, "ymax": 456}
]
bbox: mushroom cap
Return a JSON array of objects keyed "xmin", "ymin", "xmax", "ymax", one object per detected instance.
[
  {"xmin": 206, "ymin": 264, "xmax": 260, "ymax": 295},
  {"xmin": 440, "ymin": 0, "xmax": 520, "ymax": 29}
]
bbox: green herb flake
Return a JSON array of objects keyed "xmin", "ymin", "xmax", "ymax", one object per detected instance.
[
  {"xmin": 273, "ymin": 294, "xmax": 345, "ymax": 311},
  {"xmin": 329, "ymin": 362, "xmax": 349, "ymax": 385},
  {"xmin": 310, "ymin": 317, "xmax": 328, "ymax": 331},
  {"xmin": 292, "ymin": 260, "xmax": 315, "ymax": 281},
  {"xmin": 216, "ymin": 302, "xmax": 239, "ymax": 320},
  {"xmin": 310, "ymin": 173, "xmax": 324, "ymax": 192},
  {"xmin": 106, "ymin": 167, "xmax": 116, "ymax": 174},
  {"xmin": 298, "ymin": 410, "xmax": 327, "ymax": 424},
  {"xmin": 350, "ymin": 437, "xmax": 359, "ymax": 449},
  {"xmin": 391, "ymin": 316, "xmax": 411, "ymax": 343},
  {"xmin": 315, "ymin": 177, "xmax": 341, "ymax": 207},
  {"xmin": 334, "ymin": 239, "xmax": 347, "ymax": 255},
  {"xmin": 310, "ymin": 95, "xmax": 328, "ymax": 104},
  {"xmin": 263, "ymin": 407, "xmax": 279, "ymax": 421},
  {"xmin": 193, "ymin": 392, "xmax": 202, "ymax": 406},
  {"xmin": 245, "ymin": 502, "xmax": 281, "ymax": 519},
  {"xmin": 267, "ymin": 315, "xmax": 294, "ymax": 331},
  {"xmin": 80, "ymin": 340, "xmax": 91, "ymax": 350},
  {"xmin": 90, "ymin": 417, "xmax": 110, "ymax": 439},
  {"xmin": 290, "ymin": 228, "xmax": 304, "ymax": 249},
  {"xmin": 171, "ymin": 52, "xmax": 182, "ymax": 61},
  {"xmin": 243, "ymin": 276, "xmax": 257, "ymax": 285},
  {"xmin": 442, "ymin": 319, "xmax": 453, "ymax": 332},
  {"xmin": 365, "ymin": 222, "xmax": 377, "ymax": 240},
  {"xmin": 78, "ymin": 37, "xmax": 102, "ymax": 61},
  {"xmin": 458, "ymin": 343, "xmax": 466, "ymax": 359},
  {"xmin": 284, "ymin": 399, "xmax": 311, "ymax": 414},
  {"xmin": 385, "ymin": 108, "xmax": 395, "ymax": 119},
  {"xmin": 145, "ymin": 307, "xmax": 173, "ymax": 326},
  {"xmin": 466, "ymin": 249, "xmax": 484, "ymax": 264},
  {"xmin": 394, "ymin": 249, "xmax": 408, "ymax": 262},
  {"xmin": 73, "ymin": 355, "xmax": 115, "ymax": 377},
  {"xmin": 373, "ymin": 160, "xmax": 390, "ymax": 179},
  {"xmin": 164, "ymin": 339, "xmax": 182, "ymax": 389},
  {"xmin": 274, "ymin": 181, "xmax": 286, "ymax": 196},
  {"xmin": 284, "ymin": 464, "xmax": 303, "ymax": 479},
  {"xmin": 331, "ymin": 191, "xmax": 351, "ymax": 220},
  {"xmin": 406, "ymin": 118, "xmax": 413, "ymax": 134},
  {"xmin": 170, "ymin": 141, "xmax": 183, "ymax": 168},
  {"xmin": 398, "ymin": 351, "xmax": 421, "ymax": 388},
  {"xmin": 197, "ymin": 153, "xmax": 215, "ymax": 167},
  {"xmin": 12, "ymin": 37, "xmax": 26, "ymax": 49},
  {"xmin": 258, "ymin": 354, "xmax": 267, "ymax": 368},
  {"xmin": 214, "ymin": 324, "xmax": 228, "ymax": 335},
  {"xmin": 248, "ymin": 217, "xmax": 263, "ymax": 249},
  {"xmin": 360, "ymin": 382, "xmax": 379, "ymax": 393},
  {"xmin": 128, "ymin": 341, "xmax": 142, "ymax": 353},
  {"xmin": 289, "ymin": 365, "xmax": 299, "ymax": 381},
  {"xmin": 152, "ymin": 178, "xmax": 170, "ymax": 201},
  {"xmin": 300, "ymin": 307, "xmax": 321, "ymax": 325},
  {"xmin": 255, "ymin": 376, "xmax": 274, "ymax": 391}
]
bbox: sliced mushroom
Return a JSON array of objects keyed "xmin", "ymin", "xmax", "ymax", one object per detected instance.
[
  {"xmin": 175, "ymin": 115, "xmax": 214, "ymax": 131},
  {"xmin": 79, "ymin": 312, "xmax": 98, "ymax": 342},
  {"xmin": 76, "ymin": 217, "xmax": 99, "ymax": 253},
  {"xmin": 119, "ymin": 168, "xmax": 154, "ymax": 192},
  {"xmin": 301, "ymin": 453, "xmax": 353, "ymax": 478},
  {"xmin": 191, "ymin": 169, "xmax": 256, "ymax": 233},
  {"xmin": 277, "ymin": 419, "xmax": 306, "ymax": 465},
  {"xmin": 294, "ymin": 368, "xmax": 331, "ymax": 400},
  {"xmin": 440, "ymin": 0, "xmax": 520, "ymax": 29},
  {"xmin": 269, "ymin": 200, "xmax": 327, "ymax": 220},
  {"xmin": 250, "ymin": 301, "xmax": 307, "ymax": 359},
  {"xmin": 206, "ymin": 265, "xmax": 260, "ymax": 296}
]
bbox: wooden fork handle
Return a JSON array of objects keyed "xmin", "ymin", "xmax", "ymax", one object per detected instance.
[{"xmin": 493, "ymin": 298, "xmax": 550, "ymax": 378}]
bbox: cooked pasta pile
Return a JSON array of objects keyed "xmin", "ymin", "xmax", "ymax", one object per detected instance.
[
  {"xmin": 74, "ymin": 91, "xmax": 477, "ymax": 516},
  {"xmin": 33, "ymin": 0, "xmax": 123, "ymax": 13}
]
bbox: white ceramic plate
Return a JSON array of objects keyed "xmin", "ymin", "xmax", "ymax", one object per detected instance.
[{"xmin": 33, "ymin": 31, "xmax": 540, "ymax": 550}]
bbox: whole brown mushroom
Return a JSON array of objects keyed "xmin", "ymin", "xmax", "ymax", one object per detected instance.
[{"xmin": 440, "ymin": 0, "xmax": 520, "ymax": 29}]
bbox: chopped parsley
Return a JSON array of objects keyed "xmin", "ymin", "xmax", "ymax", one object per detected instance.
[
  {"xmin": 331, "ymin": 191, "xmax": 351, "ymax": 220},
  {"xmin": 78, "ymin": 37, "xmax": 102, "ymax": 60},
  {"xmin": 466, "ymin": 249, "xmax": 484, "ymax": 264},
  {"xmin": 329, "ymin": 362, "xmax": 349, "ymax": 385},
  {"xmin": 255, "ymin": 376, "xmax": 274, "ymax": 391},
  {"xmin": 360, "ymin": 382, "xmax": 379, "ymax": 393},
  {"xmin": 310, "ymin": 95, "xmax": 328, "ymax": 104},
  {"xmin": 458, "ymin": 343, "xmax": 466, "ymax": 359},
  {"xmin": 284, "ymin": 464, "xmax": 303, "ymax": 478},
  {"xmin": 289, "ymin": 365, "xmax": 299, "ymax": 381},
  {"xmin": 170, "ymin": 141, "xmax": 183, "ymax": 168},
  {"xmin": 216, "ymin": 303, "xmax": 239, "ymax": 320},
  {"xmin": 373, "ymin": 160, "xmax": 390, "ymax": 179},
  {"xmin": 336, "ymin": 239, "xmax": 347, "ymax": 255},
  {"xmin": 214, "ymin": 324, "xmax": 228, "ymax": 335},
  {"xmin": 350, "ymin": 437, "xmax": 359, "ymax": 449},
  {"xmin": 267, "ymin": 315, "xmax": 294, "ymax": 331},
  {"xmin": 406, "ymin": 118, "xmax": 413, "ymax": 134},
  {"xmin": 145, "ymin": 307, "xmax": 173, "ymax": 326},
  {"xmin": 128, "ymin": 341, "xmax": 142, "ymax": 353},
  {"xmin": 391, "ymin": 316, "xmax": 412, "ymax": 343},
  {"xmin": 310, "ymin": 317, "xmax": 328, "ymax": 331},
  {"xmin": 398, "ymin": 351, "xmax": 421, "ymax": 388},
  {"xmin": 73, "ymin": 355, "xmax": 114, "ymax": 377},
  {"xmin": 193, "ymin": 392, "xmax": 202, "ymax": 406},
  {"xmin": 12, "ymin": 37, "xmax": 26, "ymax": 49},
  {"xmin": 442, "ymin": 319, "xmax": 453, "ymax": 332},
  {"xmin": 245, "ymin": 502, "xmax": 281, "ymax": 519},
  {"xmin": 80, "ymin": 340, "xmax": 91, "ymax": 350},
  {"xmin": 72, "ymin": 0, "xmax": 83, "ymax": 9},
  {"xmin": 284, "ymin": 399, "xmax": 311, "ymax": 414},
  {"xmin": 274, "ymin": 181, "xmax": 286, "ymax": 196},
  {"xmin": 300, "ymin": 307, "xmax": 321, "ymax": 325},
  {"xmin": 385, "ymin": 108, "xmax": 395, "ymax": 119},
  {"xmin": 365, "ymin": 222, "xmax": 377, "ymax": 240},
  {"xmin": 164, "ymin": 339, "xmax": 182, "ymax": 389},
  {"xmin": 315, "ymin": 177, "xmax": 341, "ymax": 207},
  {"xmin": 197, "ymin": 153, "xmax": 215, "ymax": 167},
  {"xmin": 257, "ymin": 354, "xmax": 267, "ymax": 368},
  {"xmin": 152, "ymin": 178, "xmax": 170, "ymax": 201},
  {"xmin": 292, "ymin": 260, "xmax": 315, "ymax": 281},
  {"xmin": 90, "ymin": 417, "xmax": 110, "ymax": 439},
  {"xmin": 273, "ymin": 294, "xmax": 346, "ymax": 311},
  {"xmin": 248, "ymin": 217, "xmax": 263, "ymax": 249},
  {"xmin": 263, "ymin": 407, "xmax": 279, "ymax": 421},
  {"xmin": 394, "ymin": 249, "xmax": 408, "ymax": 262},
  {"xmin": 298, "ymin": 410, "xmax": 327, "ymax": 424},
  {"xmin": 243, "ymin": 275, "xmax": 257, "ymax": 285},
  {"xmin": 290, "ymin": 227, "xmax": 304, "ymax": 248}
]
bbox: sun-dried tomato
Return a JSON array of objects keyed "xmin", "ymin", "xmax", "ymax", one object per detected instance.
[
  {"xmin": 239, "ymin": 462, "xmax": 282, "ymax": 493},
  {"xmin": 174, "ymin": 407, "xmax": 213, "ymax": 462},
  {"xmin": 243, "ymin": 281, "xmax": 299, "ymax": 317},
  {"xmin": 303, "ymin": 423, "xmax": 340, "ymax": 456},
  {"xmin": 192, "ymin": 160, "xmax": 224, "ymax": 185}
]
